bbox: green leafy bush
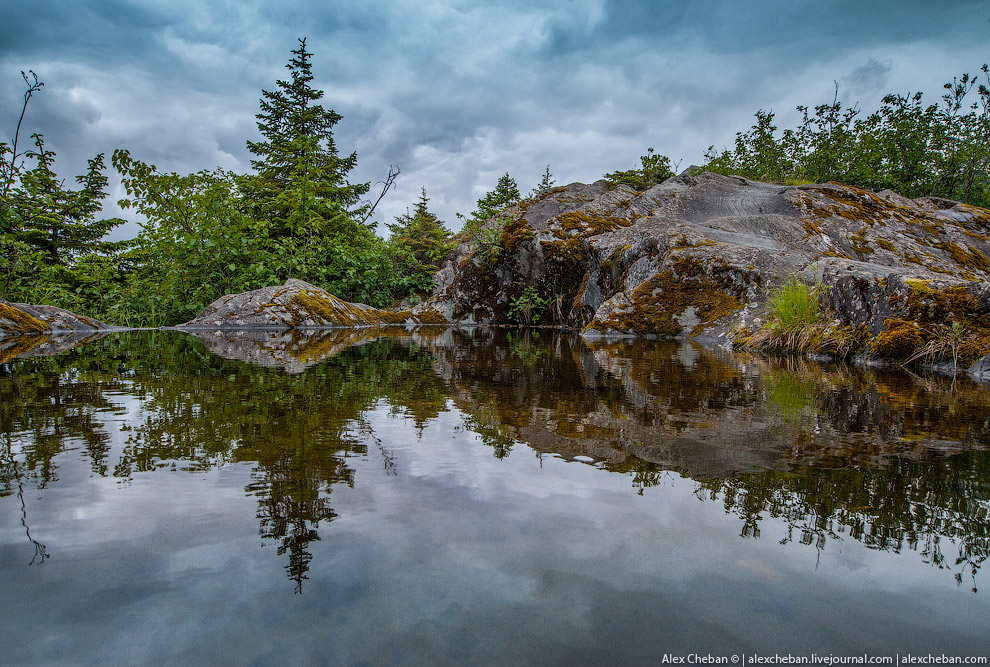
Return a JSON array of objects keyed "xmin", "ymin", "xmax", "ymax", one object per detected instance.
[{"xmin": 508, "ymin": 285, "xmax": 552, "ymax": 325}]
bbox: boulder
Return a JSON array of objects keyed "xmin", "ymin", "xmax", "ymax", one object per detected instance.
[
  {"xmin": 0, "ymin": 300, "xmax": 108, "ymax": 338},
  {"xmin": 178, "ymin": 278, "xmax": 447, "ymax": 330},
  {"xmin": 969, "ymin": 353, "xmax": 990, "ymax": 380}
]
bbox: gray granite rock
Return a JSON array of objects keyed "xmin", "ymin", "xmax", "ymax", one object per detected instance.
[
  {"xmin": 420, "ymin": 172, "xmax": 990, "ymax": 350},
  {"xmin": 178, "ymin": 279, "xmax": 439, "ymax": 330}
]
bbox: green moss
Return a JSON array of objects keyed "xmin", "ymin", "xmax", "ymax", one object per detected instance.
[
  {"xmin": 801, "ymin": 218, "xmax": 826, "ymax": 237},
  {"xmin": 822, "ymin": 249, "xmax": 851, "ymax": 259},
  {"xmin": 932, "ymin": 241, "xmax": 989, "ymax": 272},
  {"xmin": 672, "ymin": 236, "xmax": 719, "ymax": 250},
  {"xmin": 0, "ymin": 302, "xmax": 49, "ymax": 335},
  {"xmin": 876, "ymin": 239, "xmax": 897, "ymax": 252},
  {"xmin": 803, "ymin": 185, "xmax": 948, "ymax": 231},
  {"xmin": 903, "ymin": 282, "xmax": 980, "ymax": 324},
  {"xmin": 849, "ymin": 226, "xmax": 874, "ymax": 257}
]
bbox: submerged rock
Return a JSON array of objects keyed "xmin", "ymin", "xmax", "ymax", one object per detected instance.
[
  {"xmin": 0, "ymin": 300, "xmax": 108, "ymax": 338},
  {"xmin": 178, "ymin": 278, "xmax": 447, "ymax": 330},
  {"xmin": 420, "ymin": 172, "xmax": 990, "ymax": 360}
]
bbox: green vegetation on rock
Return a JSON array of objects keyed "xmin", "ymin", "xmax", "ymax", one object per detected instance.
[{"xmin": 704, "ymin": 67, "xmax": 990, "ymax": 208}]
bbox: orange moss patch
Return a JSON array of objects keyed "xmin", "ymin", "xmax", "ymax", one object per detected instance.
[
  {"xmin": 557, "ymin": 210, "xmax": 632, "ymax": 237},
  {"xmin": 872, "ymin": 319, "xmax": 922, "ymax": 359},
  {"xmin": 0, "ymin": 334, "xmax": 50, "ymax": 362},
  {"xmin": 413, "ymin": 309, "xmax": 449, "ymax": 325},
  {"xmin": 286, "ymin": 290, "xmax": 425, "ymax": 328},
  {"xmin": 499, "ymin": 215, "xmax": 534, "ymax": 254}
]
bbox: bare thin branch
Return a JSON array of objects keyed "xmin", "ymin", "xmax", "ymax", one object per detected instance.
[{"xmin": 359, "ymin": 165, "xmax": 400, "ymax": 225}]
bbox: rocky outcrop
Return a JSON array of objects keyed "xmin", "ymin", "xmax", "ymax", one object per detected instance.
[
  {"xmin": 0, "ymin": 301, "xmax": 108, "ymax": 338},
  {"xmin": 419, "ymin": 172, "xmax": 990, "ymax": 362},
  {"xmin": 178, "ymin": 278, "xmax": 447, "ymax": 330}
]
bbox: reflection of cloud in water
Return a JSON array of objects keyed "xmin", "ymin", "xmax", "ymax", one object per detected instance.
[{"xmin": 1, "ymin": 329, "xmax": 989, "ymax": 601}]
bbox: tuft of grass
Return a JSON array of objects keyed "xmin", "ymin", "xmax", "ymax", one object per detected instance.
[
  {"xmin": 908, "ymin": 321, "xmax": 968, "ymax": 370},
  {"xmin": 766, "ymin": 276, "xmax": 821, "ymax": 330},
  {"xmin": 736, "ymin": 276, "xmax": 870, "ymax": 357}
]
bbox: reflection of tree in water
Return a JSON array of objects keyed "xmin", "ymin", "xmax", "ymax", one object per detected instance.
[
  {"xmin": 695, "ymin": 452, "xmax": 990, "ymax": 591},
  {"xmin": 0, "ymin": 356, "xmax": 120, "ymax": 485},
  {"xmin": 0, "ymin": 332, "xmax": 453, "ymax": 591},
  {"xmin": 122, "ymin": 334, "xmax": 449, "ymax": 591},
  {"xmin": 1, "ymin": 434, "xmax": 49, "ymax": 564},
  {"xmin": 5, "ymin": 329, "xmax": 990, "ymax": 594}
]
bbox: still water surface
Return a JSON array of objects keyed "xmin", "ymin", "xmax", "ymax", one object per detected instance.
[{"xmin": 1, "ymin": 329, "xmax": 988, "ymax": 665}]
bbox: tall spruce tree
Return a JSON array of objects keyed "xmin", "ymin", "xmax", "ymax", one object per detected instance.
[{"xmin": 242, "ymin": 38, "xmax": 370, "ymax": 250}]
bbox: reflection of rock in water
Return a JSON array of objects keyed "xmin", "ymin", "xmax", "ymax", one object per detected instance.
[
  {"xmin": 420, "ymin": 332, "xmax": 990, "ymax": 480},
  {"xmin": 187, "ymin": 328, "xmax": 420, "ymax": 373},
  {"xmin": 0, "ymin": 332, "xmax": 109, "ymax": 363},
  {"xmin": 3, "ymin": 328, "xmax": 989, "ymax": 592},
  {"xmin": 416, "ymin": 331, "xmax": 990, "ymax": 588}
]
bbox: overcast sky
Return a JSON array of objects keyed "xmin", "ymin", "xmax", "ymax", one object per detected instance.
[{"xmin": 2, "ymin": 0, "xmax": 989, "ymax": 238}]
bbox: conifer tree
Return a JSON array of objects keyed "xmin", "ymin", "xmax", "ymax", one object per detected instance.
[
  {"xmin": 242, "ymin": 38, "xmax": 370, "ymax": 244},
  {"xmin": 2, "ymin": 72, "xmax": 120, "ymax": 298},
  {"xmin": 388, "ymin": 187, "xmax": 453, "ymax": 293},
  {"xmin": 12, "ymin": 134, "xmax": 120, "ymax": 264},
  {"xmin": 530, "ymin": 165, "xmax": 556, "ymax": 198},
  {"xmin": 462, "ymin": 172, "xmax": 521, "ymax": 235}
]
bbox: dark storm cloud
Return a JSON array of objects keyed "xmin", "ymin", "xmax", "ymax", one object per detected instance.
[{"xmin": 1, "ymin": 0, "xmax": 987, "ymax": 233}]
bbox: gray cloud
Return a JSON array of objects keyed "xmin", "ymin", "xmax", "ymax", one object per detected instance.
[
  {"xmin": 839, "ymin": 58, "xmax": 894, "ymax": 100},
  {"xmin": 1, "ymin": 0, "xmax": 987, "ymax": 234}
]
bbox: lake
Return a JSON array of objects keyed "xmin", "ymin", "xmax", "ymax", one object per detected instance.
[{"xmin": 1, "ymin": 328, "xmax": 988, "ymax": 665}]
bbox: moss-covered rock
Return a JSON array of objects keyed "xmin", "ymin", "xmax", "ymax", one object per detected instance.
[
  {"xmin": 421, "ymin": 171, "xmax": 990, "ymax": 370},
  {"xmin": 0, "ymin": 300, "xmax": 108, "ymax": 338},
  {"xmin": 178, "ymin": 279, "xmax": 448, "ymax": 330}
]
